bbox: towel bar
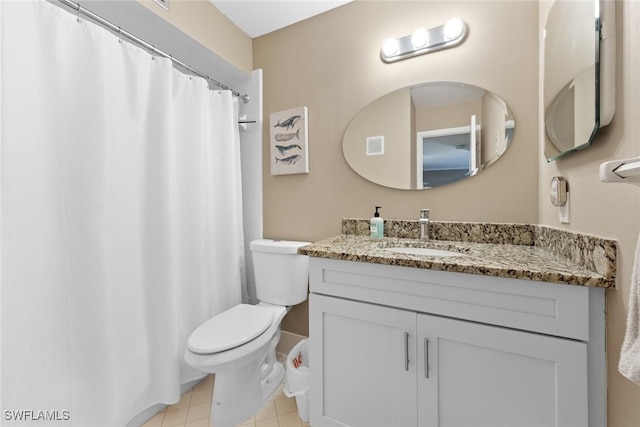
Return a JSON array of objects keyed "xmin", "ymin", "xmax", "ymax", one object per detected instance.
[{"xmin": 600, "ymin": 156, "xmax": 640, "ymax": 184}]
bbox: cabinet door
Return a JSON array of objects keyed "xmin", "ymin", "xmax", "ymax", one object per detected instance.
[
  {"xmin": 417, "ymin": 313, "xmax": 588, "ymax": 427},
  {"xmin": 309, "ymin": 294, "xmax": 417, "ymax": 427}
]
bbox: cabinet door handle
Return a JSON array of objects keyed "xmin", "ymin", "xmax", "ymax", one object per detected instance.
[
  {"xmin": 424, "ymin": 338, "xmax": 430, "ymax": 379},
  {"xmin": 404, "ymin": 332, "xmax": 410, "ymax": 371}
]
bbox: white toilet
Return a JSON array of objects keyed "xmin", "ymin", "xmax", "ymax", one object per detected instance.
[{"xmin": 184, "ymin": 239, "xmax": 310, "ymax": 427}]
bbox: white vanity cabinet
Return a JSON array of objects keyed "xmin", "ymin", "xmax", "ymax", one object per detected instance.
[
  {"xmin": 308, "ymin": 258, "xmax": 605, "ymax": 427},
  {"xmin": 310, "ymin": 295, "xmax": 417, "ymax": 427},
  {"xmin": 416, "ymin": 312, "xmax": 586, "ymax": 427}
]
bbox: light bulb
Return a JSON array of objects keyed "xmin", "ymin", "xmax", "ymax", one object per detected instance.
[
  {"xmin": 382, "ymin": 37, "xmax": 400, "ymax": 57},
  {"xmin": 444, "ymin": 18, "xmax": 464, "ymax": 41},
  {"xmin": 411, "ymin": 28, "xmax": 429, "ymax": 49}
]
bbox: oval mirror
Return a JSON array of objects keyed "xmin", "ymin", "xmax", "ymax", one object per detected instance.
[
  {"xmin": 543, "ymin": 0, "xmax": 615, "ymax": 161},
  {"xmin": 343, "ymin": 82, "xmax": 515, "ymax": 190}
]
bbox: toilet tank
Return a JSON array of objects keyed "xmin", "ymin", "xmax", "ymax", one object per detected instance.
[{"xmin": 250, "ymin": 239, "xmax": 311, "ymax": 305}]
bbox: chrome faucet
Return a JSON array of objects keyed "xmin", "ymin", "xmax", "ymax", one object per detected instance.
[{"xmin": 420, "ymin": 209, "xmax": 430, "ymax": 240}]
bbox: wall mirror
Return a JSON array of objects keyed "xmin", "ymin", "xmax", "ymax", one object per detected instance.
[
  {"xmin": 543, "ymin": 0, "xmax": 615, "ymax": 161},
  {"xmin": 343, "ymin": 82, "xmax": 515, "ymax": 190}
]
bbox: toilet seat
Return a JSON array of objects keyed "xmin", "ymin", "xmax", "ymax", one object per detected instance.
[{"xmin": 187, "ymin": 304, "xmax": 275, "ymax": 354}]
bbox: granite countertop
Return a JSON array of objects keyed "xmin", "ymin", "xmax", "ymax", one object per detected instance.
[{"xmin": 298, "ymin": 219, "xmax": 617, "ymax": 289}]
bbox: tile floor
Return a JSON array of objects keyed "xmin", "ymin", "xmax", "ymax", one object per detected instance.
[{"xmin": 141, "ymin": 373, "xmax": 310, "ymax": 427}]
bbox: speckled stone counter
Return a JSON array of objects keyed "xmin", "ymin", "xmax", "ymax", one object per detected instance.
[{"xmin": 299, "ymin": 219, "xmax": 617, "ymax": 288}]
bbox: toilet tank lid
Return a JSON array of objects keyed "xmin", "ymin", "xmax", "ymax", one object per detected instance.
[{"xmin": 250, "ymin": 239, "xmax": 311, "ymax": 254}]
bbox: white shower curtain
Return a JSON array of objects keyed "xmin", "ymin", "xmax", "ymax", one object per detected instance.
[{"xmin": 1, "ymin": 1, "xmax": 245, "ymax": 425}]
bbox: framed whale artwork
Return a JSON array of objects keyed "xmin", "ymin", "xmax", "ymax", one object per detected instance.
[{"xmin": 269, "ymin": 106, "xmax": 309, "ymax": 175}]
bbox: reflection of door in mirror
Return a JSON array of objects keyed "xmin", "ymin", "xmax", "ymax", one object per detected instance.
[
  {"xmin": 413, "ymin": 90, "xmax": 508, "ymax": 189},
  {"xmin": 413, "ymin": 87, "xmax": 483, "ymax": 189},
  {"xmin": 417, "ymin": 122, "xmax": 479, "ymax": 189}
]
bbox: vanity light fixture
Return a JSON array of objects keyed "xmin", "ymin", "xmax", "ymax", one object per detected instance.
[
  {"xmin": 381, "ymin": 37, "xmax": 400, "ymax": 57},
  {"xmin": 443, "ymin": 17, "xmax": 465, "ymax": 41},
  {"xmin": 380, "ymin": 18, "xmax": 468, "ymax": 63},
  {"xmin": 411, "ymin": 28, "xmax": 429, "ymax": 49}
]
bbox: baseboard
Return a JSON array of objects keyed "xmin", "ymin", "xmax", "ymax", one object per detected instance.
[{"xmin": 277, "ymin": 330, "xmax": 308, "ymax": 356}]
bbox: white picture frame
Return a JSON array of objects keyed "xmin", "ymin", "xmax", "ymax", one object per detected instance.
[{"xmin": 269, "ymin": 106, "xmax": 309, "ymax": 175}]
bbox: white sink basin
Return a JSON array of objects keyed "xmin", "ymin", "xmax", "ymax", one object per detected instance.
[{"xmin": 383, "ymin": 247, "xmax": 466, "ymax": 257}]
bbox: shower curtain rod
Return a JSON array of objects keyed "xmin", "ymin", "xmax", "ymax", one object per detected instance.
[{"xmin": 56, "ymin": 0, "xmax": 250, "ymax": 104}]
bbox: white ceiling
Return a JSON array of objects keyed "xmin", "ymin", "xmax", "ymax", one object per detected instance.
[{"xmin": 209, "ymin": 0, "xmax": 352, "ymax": 38}]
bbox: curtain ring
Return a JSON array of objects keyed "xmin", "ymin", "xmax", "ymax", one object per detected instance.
[
  {"xmin": 76, "ymin": 7, "xmax": 81, "ymax": 23},
  {"xmin": 117, "ymin": 27, "xmax": 122, "ymax": 44}
]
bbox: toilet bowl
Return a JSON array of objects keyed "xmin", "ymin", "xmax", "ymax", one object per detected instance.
[
  {"xmin": 184, "ymin": 239, "xmax": 310, "ymax": 427},
  {"xmin": 184, "ymin": 302, "xmax": 288, "ymax": 427}
]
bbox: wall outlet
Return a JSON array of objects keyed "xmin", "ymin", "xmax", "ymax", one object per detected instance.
[{"xmin": 559, "ymin": 191, "xmax": 570, "ymax": 224}]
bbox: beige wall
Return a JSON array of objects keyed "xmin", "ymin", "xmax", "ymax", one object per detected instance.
[
  {"xmin": 539, "ymin": 0, "xmax": 640, "ymax": 424},
  {"xmin": 343, "ymin": 87, "xmax": 413, "ymax": 189},
  {"xmin": 134, "ymin": 0, "xmax": 640, "ymax": 422},
  {"xmin": 256, "ymin": 0, "xmax": 640, "ymax": 424},
  {"xmin": 415, "ymin": 99, "xmax": 481, "ymax": 131},
  {"xmin": 255, "ymin": 0, "xmax": 539, "ymax": 335},
  {"xmin": 137, "ymin": 0, "xmax": 252, "ymax": 73}
]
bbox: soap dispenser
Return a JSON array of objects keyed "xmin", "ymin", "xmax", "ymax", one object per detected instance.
[{"xmin": 370, "ymin": 206, "xmax": 384, "ymax": 239}]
